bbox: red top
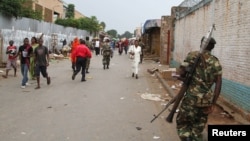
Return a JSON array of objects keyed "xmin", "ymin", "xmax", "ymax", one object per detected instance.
[
  {"xmin": 72, "ymin": 44, "xmax": 92, "ymax": 60},
  {"xmin": 7, "ymin": 45, "xmax": 17, "ymax": 60},
  {"xmin": 124, "ymin": 39, "xmax": 129, "ymax": 46},
  {"xmin": 70, "ymin": 37, "xmax": 80, "ymax": 63}
]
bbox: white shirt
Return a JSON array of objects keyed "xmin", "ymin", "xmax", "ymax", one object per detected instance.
[
  {"xmin": 128, "ymin": 45, "xmax": 141, "ymax": 62},
  {"xmin": 95, "ymin": 41, "xmax": 100, "ymax": 47}
]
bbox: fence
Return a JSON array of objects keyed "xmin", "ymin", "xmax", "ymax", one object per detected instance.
[{"xmin": 0, "ymin": 14, "xmax": 90, "ymax": 63}]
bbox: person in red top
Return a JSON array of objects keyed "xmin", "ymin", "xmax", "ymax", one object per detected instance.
[
  {"xmin": 123, "ymin": 38, "xmax": 129, "ymax": 54},
  {"xmin": 2, "ymin": 40, "xmax": 18, "ymax": 78},
  {"xmin": 70, "ymin": 37, "xmax": 80, "ymax": 72},
  {"xmin": 71, "ymin": 39, "xmax": 92, "ymax": 82}
]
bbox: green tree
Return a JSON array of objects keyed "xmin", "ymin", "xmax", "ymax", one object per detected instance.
[
  {"xmin": 0, "ymin": 0, "xmax": 42, "ymax": 20},
  {"xmin": 120, "ymin": 31, "xmax": 133, "ymax": 39},
  {"xmin": 66, "ymin": 4, "xmax": 75, "ymax": 18},
  {"xmin": 20, "ymin": 8, "xmax": 42, "ymax": 20},
  {"xmin": 20, "ymin": 0, "xmax": 43, "ymax": 20},
  {"xmin": 55, "ymin": 18, "xmax": 80, "ymax": 28},
  {"xmin": 106, "ymin": 29, "xmax": 118, "ymax": 38},
  {"xmin": 78, "ymin": 16, "xmax": 100, "ymax": 35},
  {"xmin": 100, "ymin": 21, "xmax": 106, "ymax": 31},
  {"xmin": 0, "ymin": 0, "xmax": 23, "ymax": 18}
]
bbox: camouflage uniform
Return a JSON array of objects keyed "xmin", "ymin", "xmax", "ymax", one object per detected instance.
[
  {"xmin": 176, "ymin": 50, "xmax": 222, "ymax": 141},
  {"xmin": 102, "ymin": 42, "xmax": 113, "ymax": 69},
  {"xmin": 85, "ymin": 40, "xmax": 91, "ymax": 73}
]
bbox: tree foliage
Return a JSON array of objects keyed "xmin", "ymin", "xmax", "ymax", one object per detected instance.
[
  {"xmin": 78, "ymin": 16, "xmax": 101, "ymax": 34},
  {"xmin": 20, "ymin": 0, "xmax": 43, "ymax": 20},
  {"xmin": 66, "ymin": 4, "xmax": 74, "ymax": 18},
  {"xmin": 55, "ymin": 18, "xmax": 80, "ymax": 28},
  {"xmin": 0, "ymin": 0, "xmax": 23, "ymax": 18},
  {"xmin": 106, "ymin": 29, "xmax": 118, "ymax": 38},
  {"xmin": 55, "ymin": 15, "xmax": 103, "ymax": 35},
  {"xmin": 99, "ymin": 21, "xmax": 106, "ymax": 31},
  {"xmin": 20, "ymin": 8, "xmax": 43, "ymax": 20},
  {"xmin": 119, "ymin": 31, "xmax": 133, "ymax": 39},
  {"xmin": 0, "ymin": 0, "xmax": 42, "ymax": 20}
]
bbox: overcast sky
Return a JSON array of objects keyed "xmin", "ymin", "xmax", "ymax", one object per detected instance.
[{"xmin": 63, "ymin": 0, "xmax": 184, "ymax": 34}]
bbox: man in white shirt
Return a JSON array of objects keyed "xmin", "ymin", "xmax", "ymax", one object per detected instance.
[{"xmin": 94, "ymin": 38, "xmax": 100, "ymax": 56}]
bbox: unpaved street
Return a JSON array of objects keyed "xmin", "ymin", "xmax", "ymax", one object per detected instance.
[{"xmin": 0, "ymin": 51, "xmax": 179, "ymax": 141}]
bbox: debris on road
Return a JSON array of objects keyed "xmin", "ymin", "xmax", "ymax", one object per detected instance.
[
  {"xmin": 153, "ymin": 135, "xmax": 160, "ymax": 139},
  {"xmin": 140, "ymin": 93, "xmax": 163, "ymax": 101},
  {"xmin": 136, "ymin": 127, "xmax": 142, "ymax": 130},
  {"xmin": 147, "ymin": 68, "xmax": 158, "ymax": 74}
]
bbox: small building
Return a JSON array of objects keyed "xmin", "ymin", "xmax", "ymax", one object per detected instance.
[
  {"xmin": 142, "ymin": 19, "xmax": 161, "ymax": 56},
  {"xmin": 29, "ymin": 0, "xmax": 85, "ymax": 23}
]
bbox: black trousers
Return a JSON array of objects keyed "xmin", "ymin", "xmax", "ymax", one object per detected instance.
[
  {"xmin": 95, "ymin": 47, "xmax": 100, "ymax": 55},
  {"xmin": 74, "ymin": 57, "xmax": 87, "ymax": 79}
]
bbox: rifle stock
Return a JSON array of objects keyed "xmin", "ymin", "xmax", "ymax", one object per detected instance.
[{"xmin": 165, "ymin": 85, "xmax": 188, "ymax": 123}]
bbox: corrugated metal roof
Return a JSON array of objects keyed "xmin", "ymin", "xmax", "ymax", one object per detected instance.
[{"xmin": 143, "ymin": 19, "xmax": 161, "ymax": 33}]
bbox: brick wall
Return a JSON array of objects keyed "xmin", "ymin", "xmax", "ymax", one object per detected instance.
[
  {"xmin": 172, "ymin": 0, "xmax": 250, "ymax": 113},
  {"xmin": 160, "ymin": 16, "xmax": 174, "ymax": 64},
  {"xmin": 35, "ymin": 0, "xmax": 84, "ymax": 21}
]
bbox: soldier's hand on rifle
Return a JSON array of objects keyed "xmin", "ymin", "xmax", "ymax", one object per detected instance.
[
  {"xmin": 172, "ymin": 66, "xmax": 186, "ymax": 81},
  {"xmin": 172, "ymin": 74, "xmax": 185, "ymax": 81}
]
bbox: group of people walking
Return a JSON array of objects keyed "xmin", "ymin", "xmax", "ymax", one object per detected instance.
[
  {"xmin": 69, "ymin": 37, "xmax": 144, "ymax": 81},
  {"xmin": 2, "ymin": 32, "xmax": 222, "ymax": 141},
  {"xmin": 2, "ymin": 36, "xmax": 51, "ymax": 89},
  {"xmin": 2, "ymin": 36, "xmax": 145, "ymax": 86}
]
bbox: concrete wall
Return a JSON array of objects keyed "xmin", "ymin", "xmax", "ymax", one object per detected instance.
[{"xmin": 172, "ymin": 0, "xmax": 250, "ymax": 115}]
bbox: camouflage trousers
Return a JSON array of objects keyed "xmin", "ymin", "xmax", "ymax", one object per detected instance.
[
  {"xmin": 102, "ymin": 55, "xmax": 111, "ymax": 66},
  {"xmin": 86, "ymin": 58, "xmax": 90, "ymax": 69},
  {"xmin": 176, "ymin": 94, "xmax": 208, "ymax": 141}
]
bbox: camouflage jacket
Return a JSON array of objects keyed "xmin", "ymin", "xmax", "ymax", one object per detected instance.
[
  {"xmin": 102, "ymin": 43, "xmax": 113, "ymax": 56},
  {"xmin": 184, "ymin": 50, "xmax": 222, "ymax": 106}
]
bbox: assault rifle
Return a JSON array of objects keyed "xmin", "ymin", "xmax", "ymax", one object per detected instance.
[{"xmin": 151, "ymin": 24, "xmax": 216, "ymax": 123}]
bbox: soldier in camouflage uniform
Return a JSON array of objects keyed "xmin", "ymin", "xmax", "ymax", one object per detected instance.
[
  {"xmin": 175, "ymin": 37, "xmax": 222, "ymax": 141},
  {"xmin": 102, "ymin": 38, "xmax": 113, "ymax": 69},
  {"xmin": 85, "ymin": 36, "xmax": 91, "ymax": 73}
]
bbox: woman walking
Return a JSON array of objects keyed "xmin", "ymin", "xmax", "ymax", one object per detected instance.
[
  {"xmin": 128, "ymin": 40, "xmax": 142, "ymax": 79},
  {"xmin": 29, "ymin": 36, "xmax": 38, "ymax": 80}
]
